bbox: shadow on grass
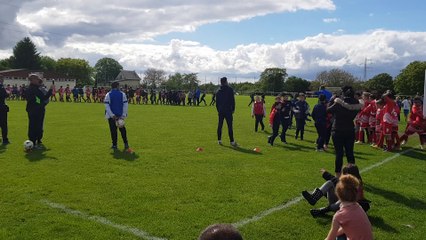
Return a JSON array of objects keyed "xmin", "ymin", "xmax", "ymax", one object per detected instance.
[
  {"xmin": 365, "ymin": 184, "xmax": 426, "ymax": 210},
  {"xmin": 403, "ymin": 149, "xmax": 426, "ymax": 161},
  {"xmin": 25, "ymin": 148, "xmax": 57, "ymax": 162},
  {"xmin": 111, "ymin": 149, "xmax": 139, "ymax": 161},
  {"xmin": 222, "ymin": 145, "xmax": 262, "ymax": 155},
  {"xmin": 368, "ymin": 215, "xmax": 399, "ymax": 233},
  {"xmin": 0, "ymin": 144, "xmax": 6, "ymax": 154}
]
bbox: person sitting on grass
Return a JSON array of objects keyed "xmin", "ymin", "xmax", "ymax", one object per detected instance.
[
  {"xmin": 199, "ymin": 224, "xmax": 243, "ymax": 240},
  {"xmin": 251, "ymin": 95, "xmax": 266, "ymax": 132},
  {"xmin": 325, "ymin": 175, "xmax": 373, "ymax": 240},
  {"xmin": 301, "ymin": 165, "xmax": 370, "ymax": 218}
]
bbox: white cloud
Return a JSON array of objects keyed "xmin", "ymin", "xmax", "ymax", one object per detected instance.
[
  {"xmin": 14, "ymin": 0, "xmax": 335, "ymax": 44},
  {"xmin": 323, "ymin": 18, "xmax": 339, "ymax": 23},
  {"xmin": 33, "ymin": 29, "xmax": 426, "ymax": 80}
]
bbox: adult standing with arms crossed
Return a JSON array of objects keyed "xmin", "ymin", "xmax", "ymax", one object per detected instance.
[
  {"xmin": 104, "ymin": 81, "xmax": 130, "ymax": 150},
  {"xmin": 0, "ymin": 75, "xmax": 10, "ymax": 145},
  {"xmin": 26, "ymin": 74, "xmax": 52, "ymax": 149},
  {"xmin": 216, "ymin": 77, "xmax": 237, "ymax": 147}
]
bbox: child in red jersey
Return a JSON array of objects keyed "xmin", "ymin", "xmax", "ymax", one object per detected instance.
[
  {"xmin": 382, "ymin": 91, "xmax": 400, "ymax": 151},
  {"xmin": 50, "ymin": 83, "xmax": 57, "ymax": 101},
  {"xmin": 367, "ymin": 98, "xmax": 377, "ymax": 145},
  {"xmin": 325, "ymin": 175, "xmax": 373, "ymax": 240},
  {"xmin": 373, "ymin": 99, "xmax": 385, "ymax": 148},
  {"xmin": 251, "ymin": 96, "xmax": 266, "ymax": 132},
  {"xmin": 58, "ymin": 86, "xmax": 64, "ymax": 102},
  {"xmin": 356, "ymin": 92, "xmax": 371, "ymax": 144},
  {"xmin": 85, "ymin": 86, "xmax": 92, "ymax": 103},
  {"xmin": 65, "ymin": 85, "xmax": 71, "ymax": 102},
  {"xmin": 400, "ymin": 97, "xmax": 426, "ymax": 148}
]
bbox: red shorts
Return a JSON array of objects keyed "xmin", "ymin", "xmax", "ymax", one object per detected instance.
[
  {"xmin": 359, "ymin": 115, "xmax": 369, "ymax": 128},
  {"xmin": 383, "ymin": 123, "xmax": 393, "ymax": 135}
]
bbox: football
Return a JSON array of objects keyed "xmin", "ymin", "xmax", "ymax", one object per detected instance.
[
  {"xmin": 24, "ymin": 140, "xmax": 34, "ymax": 151},
  {"xmin": 116, "ymin": 118, "xmax": 125, "ymax": 128}
]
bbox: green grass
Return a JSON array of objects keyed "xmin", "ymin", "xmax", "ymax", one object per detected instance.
[{"xmin": 0, "ymin": 96, "xmax": 425, "ymax": 240}]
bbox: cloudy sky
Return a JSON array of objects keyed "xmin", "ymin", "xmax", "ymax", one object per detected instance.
[{"xmin": 1, "ymin": 0, "xmax": 425, "ymax": 82}]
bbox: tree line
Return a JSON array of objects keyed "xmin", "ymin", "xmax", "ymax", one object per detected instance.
[{"xmin": 0, "ymin": 37, "xmax": 424, "ymax": 95}]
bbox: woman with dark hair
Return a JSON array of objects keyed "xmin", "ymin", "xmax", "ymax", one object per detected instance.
[{"xmin": 327, "ymin": 86, "xmax": 362, "ymax": 176}]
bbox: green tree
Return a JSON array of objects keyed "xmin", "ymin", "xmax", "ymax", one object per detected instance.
[
  {"xmin": 40, "ymin": 56, "xmax": 57, "ymax": 71},
  {"xmin": 143, "ymin": 68, "xmax": 167, "ymax": 88},
  {"xmin": 182, "ymin": 73, "xmax": 200, "ymax": 90},
  {"xmin": 164, "ymin": 73, "xmax": 184, "ymax": 90},
  {"xmin": 12, "ymin": 37, "xmax": 41, "ymax": 69},
  {"xmin": 56, "ymin": 58, "xmax": 93, "ymax": 86},
  {"xmin": 315, "ymin": 69, "xmax": 358, "ymax": 87},
  {"xmin": 94, "ymin": 57, "xmax": 123, "ymax": 85},
  {"xmin": 284, "ymin": 76, "xmax": 311, "ymax": 93},
  {"xmin": 363, "ymin": 73, "xmax": 394, "ymax": 95},
  {"xmin": 0, "ymin": 57, "xmax": 13, "ymax": 71},
  {"xmin": 394, "ymin": 61, "xmax": 426, "ymax": 95},
  {"xmin": 259, "ymin": 68, "xmax": 287, "ymax": 93}
]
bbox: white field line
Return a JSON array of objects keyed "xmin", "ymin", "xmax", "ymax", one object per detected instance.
[
  {"xmin": 233, "ymin": 148, "xmax": 414, "ymax": 228},
  {"xmin": 40, "ymin": 199, "xmax": 167, "ymax": 240}
]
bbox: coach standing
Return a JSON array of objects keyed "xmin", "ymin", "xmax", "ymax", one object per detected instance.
[
  {"xmin": 216, "ymin": 77, "xmax": 237, "ymax": 147},
  {"xmin": 104, "ymin": 81, "xmax": 129, "ymax": 150},
  {"xmin": 26, "ymin": 74, "xmax": 52, "ymax": 149},
  {"xmin": 0, "ymin": 75, "xmax": 10, "ymax": 145}
]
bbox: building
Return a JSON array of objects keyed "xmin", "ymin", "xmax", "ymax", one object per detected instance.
[
  {"xmin": 0, "ymin": 69, "xmax": 77, "ymax": 88},
  {"xmin": 113, "ymin": 70, "xmax": 141, "ymax": 88}
]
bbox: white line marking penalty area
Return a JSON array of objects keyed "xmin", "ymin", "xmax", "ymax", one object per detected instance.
[{"xmin": 40, "ymin": 199, "xmax": 167, "ymax": 240}]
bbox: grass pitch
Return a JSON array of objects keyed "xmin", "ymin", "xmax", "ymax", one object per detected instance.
[{"xmin": 0, "ymin": 96, "xmax": 425, "ymax": 240}]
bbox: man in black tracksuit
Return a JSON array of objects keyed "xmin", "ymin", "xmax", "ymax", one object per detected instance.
[
  {"xmin": 26, "ymin": 74, "xmax": 52, "ymax": 149},
  {"xmin": 0, "ymin": 75, "xmax": 10, "ymax": 145},
  {"xmin": 327, "ymin": 86, "xmax": 361, "ymax": 175},
  {"xmin": 216, "ymin": 77, "xmax": 237, "ymax": 147}
]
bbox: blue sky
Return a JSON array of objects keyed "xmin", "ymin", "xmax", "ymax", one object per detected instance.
[
  {"xmin": 1, "ymin": 0, "xmax": 426, "ymax": 81},
  {"xmin": 156, "ymin": 0, "xmax": 426, "ymax": 50}
]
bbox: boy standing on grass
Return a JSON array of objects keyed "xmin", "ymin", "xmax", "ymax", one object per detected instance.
[
  {"xmin": 325, "ymin": 175, "xmax": 373, "ymax": 240},
  {"xmin": 104, "ymin": 81, "xmax": 129, "ymax": 150},
  {"xmin": 312, "ymin": 94, "xmax": 327, "ymax": 151},
  {"xmin": 251, "ymin": 95, "xmax": 266, "ymax": 132},
  {"xmin": 0, "ymin": 75, "xmax": 10, "ymax": 145},
  {"xmin": 293, "ymin": 93, "xmax": 310, "ymax": 140}
]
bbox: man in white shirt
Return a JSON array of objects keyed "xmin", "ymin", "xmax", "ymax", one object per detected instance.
[{"xmin": 401, "ymin": 97, "xmax": 411, "ymax": 122}]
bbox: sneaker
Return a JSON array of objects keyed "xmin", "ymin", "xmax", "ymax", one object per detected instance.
[
  {"xmin": 419, "ymin": 145, "xmax": 424, "ymax": 150},
  {"xmin": 33, "ymin": 145, "xmax": 44, "ymax": 150},
  {"xmin": 281, "ymin": 140, "xmax": 288, "ymax": 144},
  {"xmin": 218, "ymin": 140, "xmax": 223, "ymax": 145},
  {"xmin": 316, "ymin": 148, "xmax": 324, "ymax": 152},
  {"xmin": 355, "ymin": 141, "xmax": 362, "ymax": 144},
  {"xmin": 2, "ymin": 140, "xmax": 10, "ymax": 145},
  {"xmin": 124, "ymin": 143, "xmax": 130, "ymax": 150},
  {"xmin": 401, "ymin": 140, "xmax": 406, "ymax": 146},
  {"xmin": 111, "ymin": 145, "xmax": 118, "ymax": 150},
  {"xmin": 230, "ymin": 141, "xmax": 238, "ymax": 147}
]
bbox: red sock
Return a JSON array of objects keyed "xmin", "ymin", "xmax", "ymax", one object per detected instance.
[
  {"xmin": 393, "ymin": 132, "xmax": 401, "ymax": 148},
  {"xmin": 377, "ymin": 133, "xmax": 384, "ymax": 148},
  {"xmin": 386, "ymin": 138, "xmax": 394, "ymax": 151},
  {"xmin": 358, "ymin": 129, "xmax": 364, "ymax": 142}
]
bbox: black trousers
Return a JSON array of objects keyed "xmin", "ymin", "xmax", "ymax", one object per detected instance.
[
  {"xmin": 280, "ymin": 118, "xmax": 291, "ymax": 142},
  {"xmin": 270, "ymin": 118, "xmax": 281, "ymax": 144},
  {"xmin": 108, "ymin": 118, "xmax": 128, "ymax": 146},
  {"xmin": 217, "ymin": 112, "xmax": 234, "ymax": 142},
  {"xmin": 332, "ymin": 130, "xmax": 356, "ymax": 173},
  {"xmin": 254, "ymin": 114, "xmax": 265, "ymax": 132},
  {"xmin": 0, "ymin": 108, "xmax": 8, "ymax": 142},
  {"xmin": 28, "ymin": 111, "xmax": 44, "ymax": 144},
  {"xmin": 315, "ymin": 123, "xmax": 327, "ymax": 149},
  {"xmin": 295, "ymin": 118, "xmax": 306, "ymax": 140}
]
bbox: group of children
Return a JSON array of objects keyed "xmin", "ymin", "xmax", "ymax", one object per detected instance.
[
  {"xmin": 354, "ymin": 91, "xmax": 426, "ymax": 151},
  {"xmin": 250, "ymin": 93, "xmax": 311, "ymax": 146}
]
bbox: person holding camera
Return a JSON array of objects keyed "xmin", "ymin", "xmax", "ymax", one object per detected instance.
[{"xmin": 0, "ymin": 75, "xmax": 10, "ymax": 145}]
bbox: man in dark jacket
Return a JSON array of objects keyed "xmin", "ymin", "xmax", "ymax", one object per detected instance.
[
  {"xmin": 0, "ymin": 75, "xmax": 10, "ymax": 145},
  {"xmin": 216, "ymin": 77, "xmax": 237, "ymax": 147},
  {"xmin": 327, "ymin": 86, "xmax": 362, "ymax": 175},
  {"xmin": 26, "ymin": 74, "xmax": 52, "ymax": 149}
]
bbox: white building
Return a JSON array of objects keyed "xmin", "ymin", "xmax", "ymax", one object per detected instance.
[{"xmin": 0, "ymin": 69, "xmax": 77, "ymax": 88}]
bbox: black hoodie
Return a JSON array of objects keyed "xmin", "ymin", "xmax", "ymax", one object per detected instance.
[{"xmin": 215, "ymin": 85, "xmax": 235, "ymax": 114}]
